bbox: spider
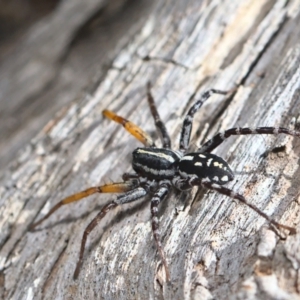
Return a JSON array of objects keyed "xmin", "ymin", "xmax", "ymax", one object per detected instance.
[{"xmin": 30, "ymin": 82, "xmax": 298, "ymax": 281}]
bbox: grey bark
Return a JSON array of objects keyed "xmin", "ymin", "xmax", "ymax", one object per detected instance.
[{"xmin": 1, "ymin": 0, "xmax": 300, "ymax": 299}]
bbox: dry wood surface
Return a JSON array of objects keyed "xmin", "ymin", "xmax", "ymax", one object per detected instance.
[{"xmin": 1, "ymin": 0, "xmax": 300, "ymax": 299}]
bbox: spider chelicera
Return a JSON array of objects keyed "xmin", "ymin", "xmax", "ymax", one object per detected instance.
[{"xmin": 30, "ymin": 82, "xmax": 298, "ymax": 281}]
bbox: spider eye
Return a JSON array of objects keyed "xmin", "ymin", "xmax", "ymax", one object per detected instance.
[{"xmin": 178, "ymin": 153, "xmax": 234, "ymax": 184}]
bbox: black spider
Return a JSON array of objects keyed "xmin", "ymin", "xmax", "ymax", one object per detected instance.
[{"xmin": 30, "ymin": 82, "xmax": 298, "ymax": 281}]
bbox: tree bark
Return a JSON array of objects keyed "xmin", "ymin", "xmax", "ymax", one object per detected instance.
[{"xmin": 1, "ymin": 0, "xmax": 300, "ymax": 299}]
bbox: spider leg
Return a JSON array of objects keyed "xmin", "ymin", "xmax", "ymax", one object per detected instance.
[
  {"xmin": 146, "ymin": 82, "xmax": 171, "ymax": 148},
  {"xmin": 103, "ymin": 110, "xmax": 155, "ymax": 147},
  {"xmin": 198, "ymin": 127, "xmax": 300, "ymax": 153},
  {"xmin": 179, "ymin": 89, "xmax": 229, "ymax": 152},
  {"xmin": 73, "ymin": 186, "xmax": 147, "ymax": 279},
  {"xmin": 29, "ymin": 182, "xmax": 136, "ymax": 230},
  {"xmin": 150, "ymin": 183, "xmax": 171, "ymax": 281},
  {"xmin": 201, "ymin": 180, "xmax": 296, "ymax": 234},
  {"xmin": 174, "ymin": 177, "xmax": 296, "ymax": 234}
]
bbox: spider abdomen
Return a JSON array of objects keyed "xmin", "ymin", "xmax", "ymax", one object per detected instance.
[
  {"xmin": 178, "ymin": 153, "xmax": 234, "ymax": 184},
  {"xmin": 132, "ymin": 148, "xmax": 181, "ymax": 179}
]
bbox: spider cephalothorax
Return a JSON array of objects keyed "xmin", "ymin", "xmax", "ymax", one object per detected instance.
[{"xmin": 30, "ymin": 82, "xmax": 298, "ymax": 281}]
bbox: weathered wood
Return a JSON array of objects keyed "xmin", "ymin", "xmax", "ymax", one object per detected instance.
[
  {"xmin": 0, "ymin": 0, "xmax": 144, "ymax": 173},
  {"xmin": 1, "ymin": 0, "xmax": 300, "ymax": 299}
]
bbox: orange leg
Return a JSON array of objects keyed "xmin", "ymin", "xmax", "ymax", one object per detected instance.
[
  {"xmin": 103, "ymin": 110, "xmax": 155, "ymax": 147},
  {"xmin": 30, "ymin": 182, "xmax": 135, "ymax": 230}
]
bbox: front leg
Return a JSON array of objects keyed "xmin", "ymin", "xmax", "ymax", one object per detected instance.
[
  {"xmin": 103, "ymin": 110, "xmax": 156, "ymax": 147},
  {"xmin": 179, "ymin": 89, "xmax": 229, "ymax": 152}
]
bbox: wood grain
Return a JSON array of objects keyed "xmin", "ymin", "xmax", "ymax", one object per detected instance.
[{"xmin": 1, "ymin": 0, "xmax": 300, "ymax": 299}]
